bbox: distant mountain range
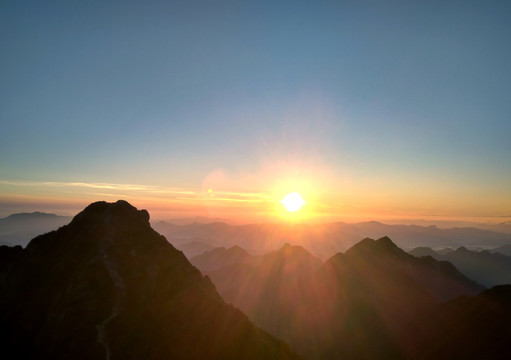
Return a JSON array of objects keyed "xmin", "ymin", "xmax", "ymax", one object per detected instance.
[
  {"xmin": 0, "ymin": 212, "xmax": 71, "ymax": 247},
  {"xmin": 4, "ymin": 212, "xmax": 510, "ymax": 258},
  {"xmin": 3, "ymin": 201, "xmax": 511, "ymax": 359},
  {"xmin": 154, "ymin": 216, "xmax": 229, "ymax": 225},
  {"xmin": 199, "ymin": 238, "xmax": 487, "ymax": 359},
  {"xmin": 190, "ymin": 245, "xmax": 261, "ymax": 271},
  {"xmin": 153, "ymin": 220, "xmax": 511, "ymax": 260},
  {"xmin": 380, "ymin": 219, "xmax": 511, "ymax": 235},
  {"xmin": 491, "ymin": 243, "xmax": 511, "ymax": 256},
  {"xmin": 0, "ymin": 201, "xmax": 300, "ymax": 359},
  {"xmin": 409, "ymin": 246, "xmax": 511, "ymax": 287}
]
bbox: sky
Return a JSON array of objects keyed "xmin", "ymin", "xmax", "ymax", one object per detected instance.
[{"xmin": 1, "ymin": 0, "xmax": 511, "ymax": 223}]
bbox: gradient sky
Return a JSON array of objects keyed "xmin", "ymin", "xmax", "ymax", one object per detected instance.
[{"xmin": 1, "ymin": 0, "xmax": 510, "ymax": 222}]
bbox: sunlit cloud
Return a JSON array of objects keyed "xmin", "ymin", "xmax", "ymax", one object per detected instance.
[{"xmin": 0, "ymin": 179, "xmax": 276, "ymax": 220}]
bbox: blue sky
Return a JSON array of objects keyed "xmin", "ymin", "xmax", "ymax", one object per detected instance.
[{"xmin": 1, "ymin": 0, "xmax": 510, "ymax": 220}]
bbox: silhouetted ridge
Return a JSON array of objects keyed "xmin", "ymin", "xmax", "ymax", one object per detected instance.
[
  {"xmin": 262, "ymin": 244, "xmax": 322, "ymax": 273},
  {"xmin": 67, "ymin": 199, "xmax": 150, "ymax": 231},
  {"xmin": 190, "ymin": 245, "xmax": 256, "ymax": 272},
  {"xmin": 377, "ymin": 235, "xmax": 398, "ymax": 249},
  {"xmin": 27, "ymin": 200, "xmax": 156, "ymax": 254},
  {"xmin": 0, "ymin": 200, "xmax": 301, "ymax": 360},
  {"xmin": 481, "ymin": 284, "xmax": 511, "ymax": 302},
  {"xmin": 345, "ymin": 236, "xmax": 406, "ymax": 258},
  {"xmin": 409, "ymin": 246, "xmax": 439, "ymax": 258},
  {"xmin": 274, "ymin": 243, "xmax": 317, "ymax": 258},
  {"xmin": 230, "ymin": 244, "xmax": 248, "ymax": 253},
  {"xmin": 4, "ymin": 211, "xmax": 61, "ymax": 220},
  {"xmin": 410, "ymin": 244, "xmax": 511, "ymax": 287},
  {"xmin": 0, "ymin": 211, "xmax": 72, "ymax": 247}
]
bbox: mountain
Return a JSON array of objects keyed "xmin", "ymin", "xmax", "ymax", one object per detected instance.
[
  {"xmin": 173, "ymin": 239, "xmax": 217, "ymax": 258},
  {"xmin": 410, "ymin": 246, "xmax": 511, "ymax": 287},
  {"xmin": 305, "ymin": 237, "xmax": 484, "ymax": 359},
  {"xmin": 206, "ymin": 244, "xmax": 321, "ymax": 352},
  {"xmin": 206, "ymin": 237, "xmax": 484, "ymax": 359},
  {"xmin": 403, "ymin": 285, "xmax": 511, "ymax": 359},
  {"xmin": 190, "ymin": 245, "xmax": 259, "ymax": 272},
  {"xmin": 0, "ymin": 200, "xmax": 301, "ymax": 360},
  {"xmin": 340, "ymin": 237, "xmax": 483, "ymax": 302},
  {"xmin": 152, "ymin": 221, "xmax": 511, "ymax": 260},
  {"xmin": 408, "ymin": 246, "xmax": 440, "ymax": 258},
  {"xmin": 472, "ymin": 221, "xmax": 511, "ymax": 235},
  {"xmin": 437, "ymin": 247, "xmax": 456, "ymax": 255},
  {"xmin": 4, "ymin": 214, "xmax": 511, "ymax": 258},
  {"xmin": 491, "ymin": 243, "xmax": 511, "ymax": 256},
  {"xmin": 0, "ymin": 212, "xmax": 71, "ymax": 247}
]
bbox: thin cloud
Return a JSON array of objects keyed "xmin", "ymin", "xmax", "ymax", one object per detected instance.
[{"xmin": 0, "ymin": 179, "xmax": 272, "ymax": 204}]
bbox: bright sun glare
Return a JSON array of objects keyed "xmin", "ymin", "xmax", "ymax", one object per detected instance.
[{"xmin": 281, "ymin": 192, "xmax": 306, "ymax": 212}]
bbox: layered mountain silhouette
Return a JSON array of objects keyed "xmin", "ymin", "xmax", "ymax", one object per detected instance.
[
  {"xmin": 312, "ymin": 238, "xmax": 485, "ymax": 359},
  {"xmin": 174, "ymin": 239, "xmax": 217, "ymax": 258},
  {"xmin": 3, "ymin": 201, "xmax": 511, "ymax": 359},
  {"xmin": 492, "ymin": 243, "xmax": 511, "ymax": 256},
  {"xmin": 203, "ymin": 237, "xmax": 488, "ymax": 359},
  {"xmin": 410, "ymin": 246, "xmax": 511, "ymax": 287},
  {"xmin": 206, "ymin": 244, "xmax": 321, "ymax": 347},
  {"xmin": 190, "ymin": 245, "xmax": 260, "ymax": 272},
  {"xmin": 153, "ymin": 220, "xmax": 511, "ymax": 260},
  {"xmin": 0, "ymin": 212, "xmax": 71, "ymax": 247},
  {"xmin": 0, "ymin": 201, "xmax": 300, "ymax": 360}
]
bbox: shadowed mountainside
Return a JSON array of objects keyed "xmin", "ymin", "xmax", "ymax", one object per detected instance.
[
  {"xmin": 0, "ymin": 201, "xmax": 301, "ymax": 360},
  {"xmin": 401, "ymin": 285, "xmax": 511, "ymax": 359},
  {"xmin": 205, "ymin": 237, "xmax": 484, "ymax": 359}
]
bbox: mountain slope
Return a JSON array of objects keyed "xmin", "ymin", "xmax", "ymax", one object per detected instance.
[
  {"xmin": 304, "ymin": 237, "xmax": 484, "ymax": 359},
  {"xmin": 403, "ymin": 285, "xmax": 511, "ymax": 359},
  {"xmin": 410, "ymin": 246, "xmax": 511, "ymax": 287},
  {"xmin": 207, "ymin": 244, "xmax": 322, "ymax": 351},
  {"xmin": 207, "ymin": 236, "xmax": 484, "ymax": 359},
  {"xmin": 0, "ymin": 200, "xmax": 301, "ymax": 360}
]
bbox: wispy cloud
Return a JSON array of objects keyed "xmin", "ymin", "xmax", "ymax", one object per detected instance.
[{"xmin": 0, "ymin": 179, "xmax": 273, "ymax": 204}]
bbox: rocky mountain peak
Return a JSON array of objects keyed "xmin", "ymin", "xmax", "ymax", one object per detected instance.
[
  {"xmin": 345, "ymin": 236, "xmax": 405, "ymax": 259},
  {"xmin": 1, "ymin": 200, "xmax": 300, "ymax": 360},
  {"xmin": 72, "ymin": 200, "xmax": 149, "ymax": 224}
]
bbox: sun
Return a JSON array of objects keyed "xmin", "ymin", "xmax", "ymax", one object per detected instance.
[{"xmin": 281, "ymin": 192, "xmax": 306, "ymax": 212}]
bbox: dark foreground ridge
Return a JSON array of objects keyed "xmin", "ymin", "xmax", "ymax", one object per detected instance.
[{"xmin": 0, "ymin": 200, "xmax": 301, "ymax": 360}]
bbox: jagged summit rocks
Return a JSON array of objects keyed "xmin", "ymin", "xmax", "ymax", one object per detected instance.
[{"xmin": 0, "ymin": 200, "xmax": 300, "ymax": 360}]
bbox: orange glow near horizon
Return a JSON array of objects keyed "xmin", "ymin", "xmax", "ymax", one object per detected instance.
[{"xmin": 1, "ymin": 178, "xmax": 511, "ymax": 225}]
